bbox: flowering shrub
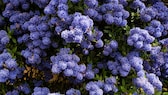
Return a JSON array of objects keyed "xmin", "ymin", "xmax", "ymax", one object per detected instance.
[{"xmin": 0, "ymin": 0, "xmax": 168, "ymax": 95}]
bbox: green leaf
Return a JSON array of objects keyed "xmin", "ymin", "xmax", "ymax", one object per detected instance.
[
  {"xmin": 104, "ymin": 26, "xmax": 112, "ymax": 29},
  {"xmin": 102, "ymin": 68, "xmax": 106, "ymax": 79},
  {"xmin": 120, "ymin": 86, "xmax": 127, "ymax": 92},
  {"xmin": 87, "ymin": 57, "xmax": 90, "ymax": 63},
  {"xmin": 7, "ymin": 48, "xmax": 12, "ymax": 53},
  {"xmin": 155, "ymin": 91, "xmax": 162, "ymax": 95},
  {"xmin": 163, "ymin": 92, "xmax": 168, "ymax": 95},
  {"xmin": 12, "ymin": 38, "xmax": 17, "ymax": 43},
  {"xmin": 95, "ymin": 74, "xmax": 103, "ymax": 80},
  {"xmin": 104, "ymin": 29, "xmax": 110, "ymax": 33},
  {"xmin": 12, "ymin": 46, "xmax": 17, "ymax": 52},
  {"xmin": 122, "ymin": 79, "xmax": 125, "ymax": 86},
  {"xmin": 162, "ymin": 46, "xmax": 167, "ymax": 53}
]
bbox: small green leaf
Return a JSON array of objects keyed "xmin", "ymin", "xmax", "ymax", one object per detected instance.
[
  {"xmin": 131, "ymin": 12, "xmax": 135, "ymax": 17},
  {"xmin": 87, "ymin": 57, "xmax": 90, "ymax": 63},
  {"xmin": 104, "ymin": 29, "xmax": 110, "ymax": 33},
  {"xmin": 120, "ymin": 86, "xmax": 127, "ymax": 92},
  {"xmin": 12, "ymin": 46, "xmax": 17, "ymax": 52},
  {"xmin": 104, "ymin": 26, "xmax": 112, "ymax": 29},
  {"xmin": 122, "ymin": 79, "xmax": 125, "ymax": 86},
  {"xmin": 162, "ymin": 46, "xmax": 167, "ymax": 53},
  {"xmin": 12, "ymin": 38, "xmax": 17, "ymax": 43},
  {"xmin": 163, "ymin": 92, "xmax": 168, "ymax": 95},
  {"xmin": 155, "ymin": 91, "xmax": 162, "ymax": 95}
]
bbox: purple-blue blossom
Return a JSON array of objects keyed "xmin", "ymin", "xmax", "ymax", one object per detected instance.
[{"xmin": 32, "ymin": 87, "xmax": 50, "ymax": 95}]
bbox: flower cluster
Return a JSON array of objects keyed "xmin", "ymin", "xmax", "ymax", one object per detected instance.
[
  {"xmin": 86, "ymin": 76, "xmax": 118, "ymax": 95},
  {"xmin": 32, "ymin": 87, "xmax": 81, "ymax": 95},
  {"xmin": 145, "ymin": 20, "xmax": 164, "ymax": 38},
  {"xmin": 103, "ymin": 40, "xmax": 118, "ymax": 56},
  {"xmin": 0, "ymin": 30, "xmax": 10, "ymax": 51},
  {"xmin": 107, "ymin": 56, "xmax": 131, "ymax": 77},
  {"xmin": 61, "ymin": 12, "xmax": 93, "ymax": 43},
  {"xmin": 133, "ymin": 72, "xmax": 163, "ymax": 95},
  {"xmin": 20, "ymin": 15, "xmax": 53, "ymax": 65},
  {"xmin": 0, "ymin": 51, "xmax": 20, "ymax": 82},
  {"xmin": 84, "ymin": 0, "xmax": 130, "ymax": 26},
  {"xmin": 144, "ymin": 52, "xmax": 168, "ymax": 78},
  {"xmin": 127, "ymin": 27, "xmax": 155, "ymax": 51},
  {"xmin": 51, "ymin": 48, "xmax": 98, "ymax": 80}
]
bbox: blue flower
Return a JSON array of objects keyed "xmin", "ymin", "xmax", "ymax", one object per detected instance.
[
  {"xmin": 18, "ymin": 83, "xmax": 30, "ymax": 94},
  {"xmin": 44, "ymin": 6, "xmax": 56, "ymax": 15},
  {"xmin": 5, "ymin": 59, "xmax": 17, "ymax": 69},
  {"xmin": 104, "ymin": 84, "xmax": 112, "ymax": 92},
  {"xmin": 105, "ymin": 77, "xmax": 116, "ymax": 84},
  {"xmin": 84, "ymin": 8, "xmax": 98, "ymax": 18},
  {"xmin": 57, "ymin": 10, "xmax": 68, "ymax": 19},
  {"xmin": 103, "ymin": 13, "xmax": 114, "ymax": 25},
  {"xmin": 30, "ymin": 32, "xmax": 39, "ymax": 40},
  {"xmin": 95, "ymin": 39, "xmax": 104, "ymax": 48},
  {"xmin": 109, "ymin": 40, "xmax": 118, "ymax": 49},
  {"xmin": 0, "ymin": 30, "xmax": 8, "ymax": 38},
  {"xmin": 63, "ymin": 69, "xmax": 73, "ymax": 76},
  {"xmin": 57, "ymin": 4, "xmax": 68, "ymax": 11},
  {"xmin": 0, "ymin": 69, "xmax": 9, "ymax": 82},
  {"xmin": 42, "ymin": 37, "xmax": 51, "ymax": 45},
  {"xmin": 85, "ymin": 70, "xmax": 95, "ymax": 79},
  {"xmin": 32, "ymin": 87, "xmax": 50, "ymax": 95},
  {"xmin": 1, "ymin": 36, "xmax": 9, "ymax": 45},
  {"xmin": 51, "ymin": 64, "xmax": 61, "ymax": 74},
  {"xmin": 58, "ymin": 0, "xmax": 68, "ymax": 4},
  {"xmin": 84, "ymin": 0, "xmax": 98, "ymax": 8},
  {"xmin": 6, "ymin": 90, "xmax": 19, "ymax": 95},
  {"xmin": 71, "ymin": 0, "xmax": 80, "ymax": 3}
]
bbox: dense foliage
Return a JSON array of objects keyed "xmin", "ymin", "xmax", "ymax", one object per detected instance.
[{"xmin": 0, "ymin": 0, "xmax": 168, "ymax": 95}]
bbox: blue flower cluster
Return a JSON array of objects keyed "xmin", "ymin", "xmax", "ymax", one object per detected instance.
[
  {"xmin": 20, "ymin": 15, "xmax": 53, "ymax": 65},
  {"xmin": 133, "ymin": 72, "xmax": 163, "ymax": 95},
  {"xmin": 0, "ymin": 30, "xmax": 10, "ymax": 51},
  {"xmin": 6, "ymin": 90, "xmax": 19, "ymax": 95},
  {"xmin": 133, "ymin": 76, "xmax": 155, "ymax": 95},
  {"xmin": 145, "ymin": 20, "xmax": 164, "ymax": 38},
  {"xmin": 0, "ymin": 51, "xmax": 21, "ymax": 82},
  {"xmin": 84, "ymin": 0, "xmax": 130, "ymax": 26},
  {"xmin": 146, "ymin": 73, "xmax": 163, "ymax": 90},
  {"xmin": 86, "ymin": 76, "xmax": 118, "ymax": 95},
  {"xmin": 133, "ymin": 1, "xmax": 168, "ymax": 36},
  {"xmin": 32, "ymin": 87, "xmax": 80, "ymax": 95},
  {"xmin": 130, "ymin": 0, "xmax": 145, "ymax": 10},
  {"xmin": 80, "ymin": 28, "xmax": 104, "ymax": 54},
  {"xmin": 107, "ymin": 51, "xmax": 141, "ymax": 76},
  {"xmin": 86, "ymin": 81, "xmax": 104, "ymax": 95},
  {"xmin": 66, "ymin": 88, "xmax": 81, "ymax": 95},
  {"xmin": 107, "ymin": 56, "xmax": 131, "ymax": 77},
  {"xmin": 51, "ymin": 48, "xmax": 97, "ymax": 80},
  {"xmin": 159, "ymin": 38, "xmax": 168, "ymax": 46},
  {"xmin": 6, "ymin": 83, "xmax": 31, "ymax": 95},
  {"xmin": 32, "ymin": 87, "xmax": 50, "ymax": 95},
  {"xmin": 133, "ymin": 1, "xmax": 168, "ymax": 35},
  {"xmin": 103, "ymin": 50, "xmax": 164, "ymax": 94},
  {"xmin": 128, "ymin": 56, "xmax": 143, "ymax": 73},
  {"xmin": 144, "ymin": 52, "xmax": 168, "ymax": 78},
  {"xmin": 127, "ymin": 27, "xmax": 155, "ymax": 51},
  {"xmin": 103, "ymin": 40, "xmax": 118, "ymax": 56},
  {"xmin": 61, "ymin": 12, "xmax": 93, "ymax": 43},
  {"xmin": 127, "ymin": 51, "xmax": 163, "ymax": 95},
  {"xmin": 60, "ymin": 12, "xmax": 104, "ymax": 55},
  {"xmin": 44, "ymin": 0, "xmax": 72, "ymax": 35},
  {"xmin": 132, "ymin": 0, "xmax": 168, "ymax": 35}
]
